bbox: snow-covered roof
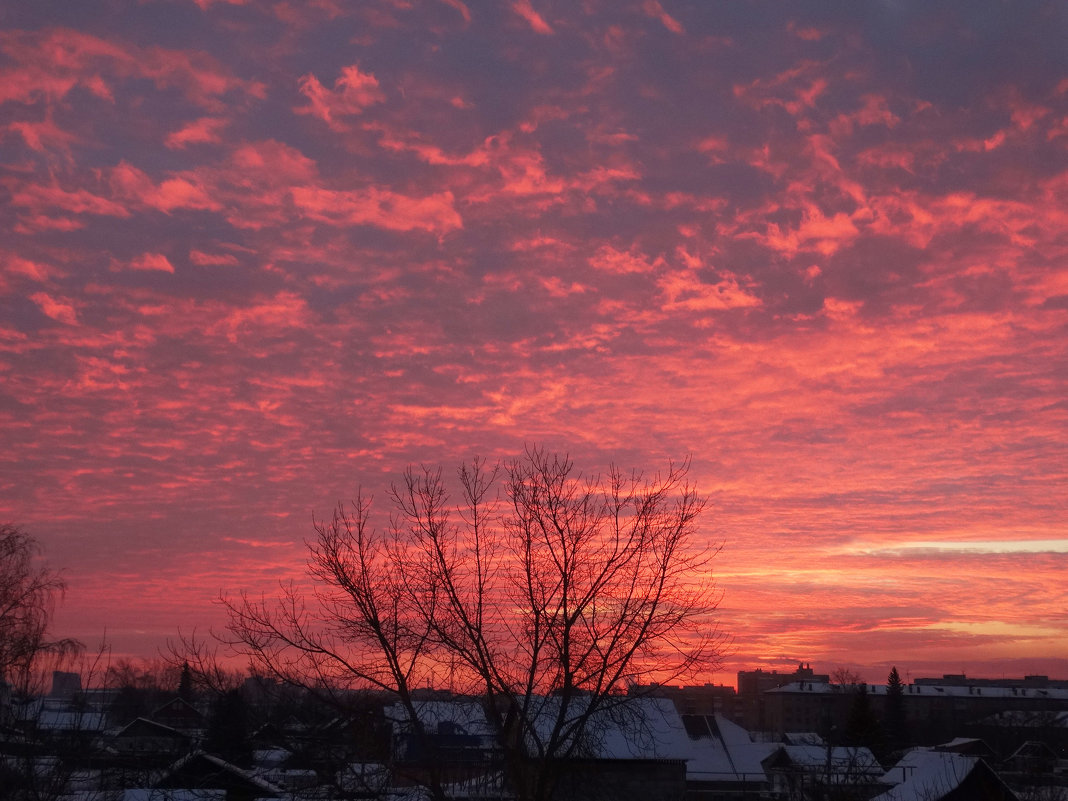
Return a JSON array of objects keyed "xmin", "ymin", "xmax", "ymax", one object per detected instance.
[
  {"xmin": 875, "ymin": 750, "xmax": 979, "ymax": 800},
  {"xmin": 768, "ymin": 744, "xmax": 883, "ymax": 777},
  {"xmin": 162, "ymin": 751, "xmax": 286, "ymax": 797},
  {"xmin": 385, "ymin": 698, "xmax": 497, "ymax": 737},
  {"xmin": 386, "ymin": 695, "xmax": 773, "ymax": 784},
  {"xmin": 708, "ymin": 715, "xmax": 775, "ymax": 780},
  {"xmin": 976, "ymin": 709, "xmax": 1068, "ymax": 728},
  {"xmin": 768, "ymin": 681, "xmax": 1068, "ymax": 701},
  {"xmin": 35, "ymin": 709, "xmax": 109, "ymax": 731},
  {"xmin": 783, "ymin": 732, "xmax": 825, "ymax": 746},
  {"xmin": 937, "ymin": 737, "xmax": 981, "ymax": 749}
]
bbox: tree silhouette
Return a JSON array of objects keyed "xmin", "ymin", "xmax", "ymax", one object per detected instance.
[
  {"xmin": 0, "ymin": 525, "xmax": 80, "ymax": 691},
  {"xmin": 205, "ymin": 449, "xmax": 724, "ymax": 801},
  {"xmin": 178, "ymin": 661, "xmax": 195, "ymax": 703},
  {"xmin": 884, "ymin": 666, "xmax": 907, "ymax": 750}
]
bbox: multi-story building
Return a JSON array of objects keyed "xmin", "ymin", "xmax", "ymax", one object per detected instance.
[
  {"xmin": 735, "ymin": 663, "xmax": 830, "ymax": 731},
  {"xmin": 761, "ymin": 674, "xmax": 1068, "ymax": 752}
]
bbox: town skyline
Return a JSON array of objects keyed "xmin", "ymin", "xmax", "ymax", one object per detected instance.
[{"xmin": 2, "ymin": 1, "xmax": 1066, "ymax": 683}]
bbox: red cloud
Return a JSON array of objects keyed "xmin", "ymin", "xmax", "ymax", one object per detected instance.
[
  {"xmin": 165, "ymin": 116, "xmax": 228, "ymax": 149},
  {"xmin": 828, "ymin": 94, "xmax": 900, "ymax": 136},
  {"xmin": 290, "ymin": 185, "xmax": 463, "ymax": 235},
  {"xmin": 109, "ymin": 161, "xmax": 220, "ymax": 213},
  {"xmin": 787, "ymin": 22, "xmax": 828, "ymax": 41},
  {"xmin": 5, "ymin": 114, "xmax": 79, "ymax": 156},
  {"xmin": 659, "ymin": 267, "xmax": 762, "ymax": 312},
  {"xmin": 130, "ymin": 253, "xmax": 175, "ymax": 273},
  {"xmin": 30, "ymin": 291, "xmax": 78, "ymax": 324},
  {"xmin": 136, "ymin": 46, "xmax": 266, "ymax": 108},
  {"xmin": 5, "ymin": 255, "xmax": 60, "ymax": 283},
  {"xmin": 511, "ymin": 0, "xmax": 553, "ymax": 34},
  {"xmin": 642, "ymin": 0, "xmax": 684, "ymax": 34},
  {"xmin": 220, "ymin": 290, "xmax": 310, "ymax": 342},
  {"xmin": 11, "ymin": 182, "xmax": 130, "ymax": 224},
  {"xmin": 189, "ymin": 249, "xmax": 240, "ymax": 266},
  {"xmin": 0, "ymin": 28, "xmax": 263, "ymax": 109},
  {"xmin": 588, "ymin": 245, "xmax": 662, "ymax": 274},
  {"xmin": 231, "ymin": 140, "xmax": 319, "ymax": 182},
  {"xmin": 733, "ymin": 61, "xmax": 829, "ymax": 116},
  {"xmin": 296, "ymin": 65, "xmax": 385, "ymax": 129},
  {"xmin": 0, "ymin": 28, "xmax": 126, "ymax": 104},
  {"xmin": 440, "ymin": 0, "xmax": 471, "ymax": 25},
  {"xmin": 5, "ymin": 2, "xmax": 1068, "ymax": 680}
]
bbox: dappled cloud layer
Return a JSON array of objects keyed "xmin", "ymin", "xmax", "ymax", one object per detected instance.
[{"xmin": 1, "ymin": 1, "xmax": 1066, "ymax": 681}]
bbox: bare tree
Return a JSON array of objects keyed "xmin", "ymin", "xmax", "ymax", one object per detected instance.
[
  {"xmin": 831, "ymin": 668, "xmax": 862, "ymax": 690},
  {"xmin": 203, "ymin": 449, "xmax": 724, "ymax": 801},
  {"xmin": 0, "ymin": 525, "xmax": 81, "ymax": 692}
]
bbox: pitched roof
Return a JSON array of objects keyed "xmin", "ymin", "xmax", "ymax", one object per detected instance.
[
  {"xmin": 389, "ymin": 696, "xmax": 772, "ymax": 784},
  {"xmin": 116, "ymin": 717, "xmax": 191, "ymax": 740},
  {"xmin": 156, "ymin": 750, "xmax": 285, "ymax": 797},
  {"xmin": 874, "ymin": 750, "xmax": 1017, "ymax": 801}
]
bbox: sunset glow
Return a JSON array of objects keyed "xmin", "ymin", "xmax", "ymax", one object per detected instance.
[{"xmin": 2, "ymin": 1, "xmax": 1066, "ymax": 684}]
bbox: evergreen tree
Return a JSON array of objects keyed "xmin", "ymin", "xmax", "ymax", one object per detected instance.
[
  {"xmin": 178, "ymin": 661, "xmax": 194, "ymax": 703},
  {"xmin": 884, "ymin": 666, "xmax": 907, "ymax": 749}
]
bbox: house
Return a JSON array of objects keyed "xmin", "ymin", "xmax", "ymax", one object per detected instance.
[
  {"xmin": 763, "ymin": 677, "xmax": 1068, "ymax": 745},
  {"xmin": 385, "ymin": 697, "xmax": 506, "ymax": 795},
  {"xmin": 1003, "ymin": 740, "xmax": 1059, "ymax": 776},
  {"xmin": 760, "ymin": 743, "xmax": 883, "ymax": 800},
  {"xmin": 875, "ymin": 750, "xmax": 1018, "ymax": 801},
  {"xmin": 150, "ymin": 697, "xmax": 208, "ymax": 735},
  {"xmin": 966, "ymin": 709, "xmax": 1068, "ymax": 762},
  {"xmin": 680, "ymin": 712, "xmax": 774, "ymax": 798},
  {"xmin": 387, "ymin": 695, "xmax": 776, "ymax": 800},
  {"xmin": 152, "ymin": 751, "xmax": 284, "ymax": 801},
  {"xmin": 111, "ymin": 717, "xmax": 193, "ymax": 760}
]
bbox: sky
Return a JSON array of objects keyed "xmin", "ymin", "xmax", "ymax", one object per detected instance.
[{"xmin": 2, "ymin": 0, "xmax": 1067, "ymax": 686}]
